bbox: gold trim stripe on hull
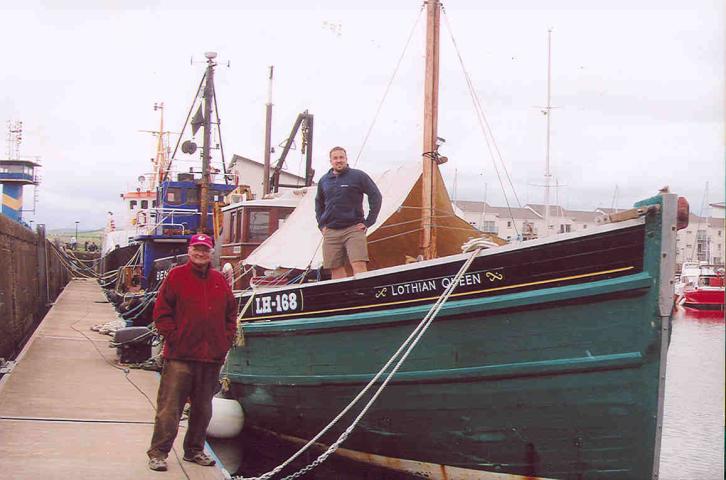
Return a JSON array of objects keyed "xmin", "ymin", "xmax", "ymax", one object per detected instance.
[{"xmin": 249, "ymin": 266, "xmax": 635, "ymax": 321}]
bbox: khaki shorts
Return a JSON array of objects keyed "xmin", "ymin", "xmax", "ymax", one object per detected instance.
[{"xmin": 322, "ymin": 224, "xmax": 369, "ymax": 269}]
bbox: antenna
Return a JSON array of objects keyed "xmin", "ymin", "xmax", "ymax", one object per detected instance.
[
  {"xmin": 542, "ymin": 28, "xmax": 554, "ymax": 237},
  {"xmin": 1, "ymin": 120, "xmax": 41, "ymax": 223},
  {"xmin": 191, "ymin": 51, "xmax": 230, "ymax": 68},
  {"xmin": 7, "ymin": 120, "xmax": 22, "ymax": 160}
]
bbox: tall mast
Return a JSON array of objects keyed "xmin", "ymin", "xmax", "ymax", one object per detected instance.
[
  {"xmin": 263, "ymin": 66, "xmax": 274, "ymax": 197},
  {"xmin": 152, "ymin": 102, "xmax": 167, "ymax": 189},
  {"xmin": 199, "ymin": 51, "xmax": 217, "ymax": 233},
  {"xmin": 421, "ymin": 0, "xmax": 441, "ymax": 260},
  {"xmin": 542, "ymin": 28, "xmax": 553, "ymax": 238}
]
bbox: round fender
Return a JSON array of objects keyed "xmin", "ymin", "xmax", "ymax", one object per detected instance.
[{"xmin": 207, "ymin": 396, "xmax": 245, "ymax": 438}]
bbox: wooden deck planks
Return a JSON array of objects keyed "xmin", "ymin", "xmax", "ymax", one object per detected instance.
[{"xmin": 0, "ymin": 279, "xmax": 227, "ymax": 480}]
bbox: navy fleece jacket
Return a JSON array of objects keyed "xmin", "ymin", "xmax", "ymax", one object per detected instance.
[{"xmin": 315, "ymin": 167, "xmax": 382, "ymax": 230}]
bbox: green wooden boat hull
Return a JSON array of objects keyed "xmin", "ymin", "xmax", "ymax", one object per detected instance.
[{"xmin": 225, "ymin": 194, "xmax": 678, "ymax": 479}]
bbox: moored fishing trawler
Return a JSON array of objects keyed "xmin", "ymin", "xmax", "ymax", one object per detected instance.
[
  {"xmin": 221, "ymin": 2, "xmax": 690, "ymax": 479},
  {"xmin": 218, "ymin": 107, "xmax": 317, "ymax": 290},
  {"xmin": 680, "ymin": 264, "xmax": 725, "ymax": 310},
  {"xmin": 101, "ymin": 53, "xmax": 235, "ymax": 325}
]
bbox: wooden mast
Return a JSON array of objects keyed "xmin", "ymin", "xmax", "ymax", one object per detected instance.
[
  {"xmin": 153, "ymin": 102, "xmax": 167, "ymax": 189},
  {"xmin": 263, "ymin": 66, "xmax": 274, "ymax": 197},
  {"xmin": 421, "ymin": 0, "xmax": 441, "ymax": 260},
  {"xmin": 199, "ymin": 52, "xmax": 217, "ymax": 233}
]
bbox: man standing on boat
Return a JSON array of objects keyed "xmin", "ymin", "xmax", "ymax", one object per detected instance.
[
  {"xmin": 146, "ymin": 233, "xmax": 237, "ymax": 472},
  {"xmin": 315, "ymin": 146, "xmax": 382, "ymax": 279}
]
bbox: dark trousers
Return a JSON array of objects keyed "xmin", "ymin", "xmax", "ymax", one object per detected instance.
[{"xmin": 147, "ymin": 359, "xmax": 221, "ymax": 459}]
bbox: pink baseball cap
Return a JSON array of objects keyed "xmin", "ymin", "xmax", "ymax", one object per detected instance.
[{"xmin": 189, "ymin": 233, "xmax": 214, "ymax": 249}]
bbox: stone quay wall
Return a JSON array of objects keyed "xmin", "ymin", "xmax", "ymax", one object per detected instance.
[{"xmin": 0, "ymin": 215, "xmax": 70, "ymax": 360}]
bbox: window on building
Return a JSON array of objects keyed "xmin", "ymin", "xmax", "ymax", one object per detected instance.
[
  {"xmin": 507, "ymin": 221, "xmax": 512, "ymax": 228},
  {"xmin": 209, "ymin": 190, "xmax": 223, "ymax": 202},
  {"xmin": 480, "ymin": 221, "xmax": 497, "ymax": 234},
  {"xmin": 129, "ymin": 200, "xmax": 137, "ymax": 210},
  {"xmin": 141, "ymin": 200, "xmax": 148, "ymax": 209},
  {"xmin": 248, "ymin": 210, "xmax": 270, "ymax": 242},
  {"xmin": 696, "ymin": 230, "xmax": 707, "ymax": 241},
  {"xmin": 152, "ymin": 200, "xmax": 157, "ymax": 208},
  {"xmin": 583, "ymin": 224, "xmax": 588, "ymax": 229},
  {"xmin": 719, "ymin": 230, "xmax": 722, "ymax": 237},
  {"xmin": 560, "ymin": 224, "xmax": 571, "ymax": 233},
  {"xmin": 165, "ymin": 188, "xmax": 182, "ymax": 205},
  {"xmin": 235, "ymin": 210, "xmax": 242, "ymax": 241},
  {"xmin": 229, "ymin": 212, "xmax": 237, "ymax": 243},
  {"xmin": 185, "ymin": 189, "xmax": 199, "ymax": 205}
]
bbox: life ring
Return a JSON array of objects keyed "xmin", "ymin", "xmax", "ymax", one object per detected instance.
[{"xmin": 136, "ymin": 211, "xmax": 147, "ymax": 226}]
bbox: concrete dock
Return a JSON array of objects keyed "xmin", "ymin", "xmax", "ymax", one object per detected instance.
[{"xmin": 0, "ymin": 279, "xmax": 228, "ymax": 480}]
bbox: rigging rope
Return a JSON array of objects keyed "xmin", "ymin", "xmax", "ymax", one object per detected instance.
[
  {"xmin": 441, "ymin": 7, "xmax": 522, "ymax": 238},
  {"xmin": 353, "ymin": 4, "xmax": 424, "ymax": 167},
  {"xmin": 235, "ymin": 242, "xmax": 486, "ymax": 480}
]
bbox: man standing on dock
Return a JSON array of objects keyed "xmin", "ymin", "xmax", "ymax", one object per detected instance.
[
  {"xmin": 147, "ymin": 233, "xmax": 237, "ymax": 472},
  {"xmin": 315, "ymin": 146, "xmax": 382, "ymax": 279}
]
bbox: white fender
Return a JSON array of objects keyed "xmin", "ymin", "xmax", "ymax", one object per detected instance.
[{"xmin": 207, "ymin": 396, "xmax": 245, "ymax": 438}]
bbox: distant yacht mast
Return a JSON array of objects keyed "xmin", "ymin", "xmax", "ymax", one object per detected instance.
[{"xmin": 542, "ymin": 28, "xmax": 554, "ymax": 238}]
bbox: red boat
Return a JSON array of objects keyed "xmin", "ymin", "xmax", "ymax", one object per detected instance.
[{"xmin": 682, "ymin": 269, "xmax": 725, "ymax": 310}]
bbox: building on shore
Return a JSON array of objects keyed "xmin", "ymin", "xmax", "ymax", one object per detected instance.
[
  {"xmin": 455, "ymin": 200, "xmax": 725, "ymax": 270},
  {"xmin": 228, "ymin": 154, "xmax": 309, "ymax": 199}
]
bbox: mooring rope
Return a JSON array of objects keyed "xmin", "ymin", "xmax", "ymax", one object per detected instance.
[{"xmin": 234, "ymin": 240, "xmax": 488, "ymax": 480}]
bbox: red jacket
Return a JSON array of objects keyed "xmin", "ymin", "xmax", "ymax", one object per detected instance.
[{"xmin": 153, "ymin": 261, "xmax": 237, "ymax": 364}]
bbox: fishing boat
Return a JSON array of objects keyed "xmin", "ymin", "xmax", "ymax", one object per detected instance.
[
  {"xmin": 219, "ymin": 102, "xmax": 318, "ymax": 290},
  {"xmin": 680, "ymin": 264, "xmax": 725, "ymax": 310},
  {"xmin": 222, "ymin": 3, "xmax": 689, "ymax": 479},
  {"xmin": 101, "ymin": 53, "xmax": 235, "ymax": 324},
  {"xmin": 100, "ymin": 103, "xmax": 171, "ymax": 292},
  {"xmin": 674, "ymin": 261, "xmax": 701, "ymax": 301}
]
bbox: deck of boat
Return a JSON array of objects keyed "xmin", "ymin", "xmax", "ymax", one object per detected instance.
[{"xmin": 0, "ymin": 279, "xmax": 228, "ymax": 480}]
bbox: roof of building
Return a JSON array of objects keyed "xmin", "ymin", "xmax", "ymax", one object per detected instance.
[
  {"xmin": 229, "ymin": 154, "xmax": 307, "ymax": 182},
  {"xmin": 457, "ymin": 200, "xmax": 723, "ymax": 226},
  {"xmin": 526, "ymin": 204, "xmax": 601, "ymax": 223},
  {"xmin": 594, "ymin": 207, "xmax": 620, "ymax": 215},
  {"xmin": 526, "ymin": 203, "xmax": 568, "ymax": 218},
  {"xmin": 455, "ymin": 201, "xmax": 541, "ymax": 220},
  {"xmin": 455, "ymin": 200, "xmax": 488, "ymax": 212},
  {"xmin": 566, "ymin": 209, "xmax": 600, "ymax": 223}
]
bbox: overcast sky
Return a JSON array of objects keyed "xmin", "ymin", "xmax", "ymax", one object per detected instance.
[{"xmin": 1, "ymin": 0, "xmax": 723, "ymax": 230}]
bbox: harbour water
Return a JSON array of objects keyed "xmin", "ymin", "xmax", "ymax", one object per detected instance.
[
  {"xmin": 659, "ymin": 307, "xmax": 725, "ymax": 480},
  {"xmin": 211, "ymin": 307, "xmax": 725, "ymax": 479}
]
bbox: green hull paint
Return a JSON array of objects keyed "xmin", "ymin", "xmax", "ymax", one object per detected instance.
[{"xmin": 225, "ymin": 194, "xmax": 676, "ymax": 479}]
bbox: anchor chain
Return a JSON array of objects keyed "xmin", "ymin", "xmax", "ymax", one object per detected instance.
[{"xmin": 233, "ymin": 240, "xmax": 489, "ymax": 480}]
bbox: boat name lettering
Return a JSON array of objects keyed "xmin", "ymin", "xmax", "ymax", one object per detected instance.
[
  {"xmin": 253, "ymin": 291, "xmax": 301, "ymax": 315},
  {"xmin": 440, "ymin": 272, "xmax": 482, "ymax": 288},
  {"xmin": 155, "ymin": 269, "xmax": 169, "ymax": 284},
  {"xmin": 374, "ymin": 269, "xmax": 504, "ymax": 300}
]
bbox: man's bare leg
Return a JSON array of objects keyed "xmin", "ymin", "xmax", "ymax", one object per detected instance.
[
  {"xmin": 331, "ymin": 266, "xmax": 348, "ymax": 279},
  {"xmin": 351, "ymin": 261, "xmax": 368, "ymax": 275}
]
